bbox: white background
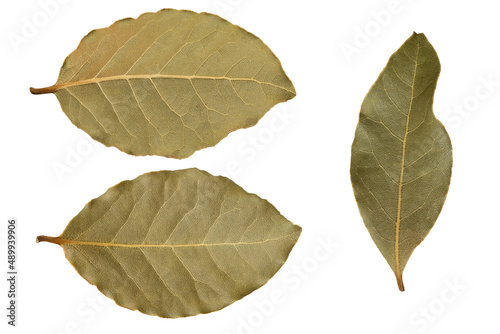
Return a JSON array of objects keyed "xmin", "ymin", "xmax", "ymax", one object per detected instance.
[{"xmin": 1, "ymin": 0, "xmax": 499, "ymax": 333}]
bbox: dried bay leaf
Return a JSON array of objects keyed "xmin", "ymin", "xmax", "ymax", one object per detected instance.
[
  {"xmin": 37, "ymin": 168, "xmax": 301, "ymax": 317},
  {"xmin": 350, "ymin": 33, "xmax": 452, "ymax": 291},
  {"xmin": 30, "ymin": 9, "xmax": 295, "ymax": 158}
]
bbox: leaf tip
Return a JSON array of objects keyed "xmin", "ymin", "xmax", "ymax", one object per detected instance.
[{"xmin": 410, "ymin": 32, "xmax": 429, "ymax": 42}]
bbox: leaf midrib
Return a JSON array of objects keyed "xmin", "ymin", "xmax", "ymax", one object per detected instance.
[
  {"xmin": 395, "ymin": 39, "xmax": 420, "ymax": 288},
  {"xmin": 38, "ymin": 232, "xmax": 298, "ymax": 248},
  {"xmin": 32, "ymin": 74, "xmax": 295, "ymax": 95}
]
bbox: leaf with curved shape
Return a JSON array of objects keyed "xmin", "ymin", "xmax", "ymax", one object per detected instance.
[
  {"xmin": 37, "ymin": 168, "xmax": 301, "ymax": 317},
  {"xmin": 350, "ymin": 33, "xmax": 452, "ymax": 291},
  {"xmin": 30, "ymin": 9, "xmax": 295, "ymax": 158}
]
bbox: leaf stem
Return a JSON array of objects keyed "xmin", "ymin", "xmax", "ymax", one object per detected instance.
[
  {"xmin": 397, "ymin": 273, "xmax": 405, "ymax": 292},
  {"xmin": 30, "ymin": 85, "xmax": 58, "ymax": 95},
  {"xmin": 36, "ymin": 235, "xmax": 63, "ymax": 245}
]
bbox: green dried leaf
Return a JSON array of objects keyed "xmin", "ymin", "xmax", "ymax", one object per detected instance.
[
  {"xmin": 30, "ymin": 9, "xmax": 295, "ymax": 158},
  {"xmin": 350, "ymin": 33, "xmax": 452, "ymax": 291},
  {"xmin": 37, "ymin": 168, "xmax": 301, "ymax": 317}
]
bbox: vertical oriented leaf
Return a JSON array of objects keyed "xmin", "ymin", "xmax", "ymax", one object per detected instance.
[
  {"xmin": 30, "ymin": 9, "xmax": 296, "ymax": 159},
  {"xmin": 350, "ymin": 33, "xmax": 452, "ymax": 291},
  {"xmin": 37, "ymin": 168, "xmax": 301, "ymax": 317}
]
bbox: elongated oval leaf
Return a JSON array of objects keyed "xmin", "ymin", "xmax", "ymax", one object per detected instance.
[
  {"xmin": 30, "ymin": 9, "xmax": 295, "ymax": 158},
  {"xmin": 37, "ymin": 168, "xmax": 301, "ymax": 317},
  {"xmin": 350, "ymin": 33, "xmax": 452, "ymax": 291}
]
